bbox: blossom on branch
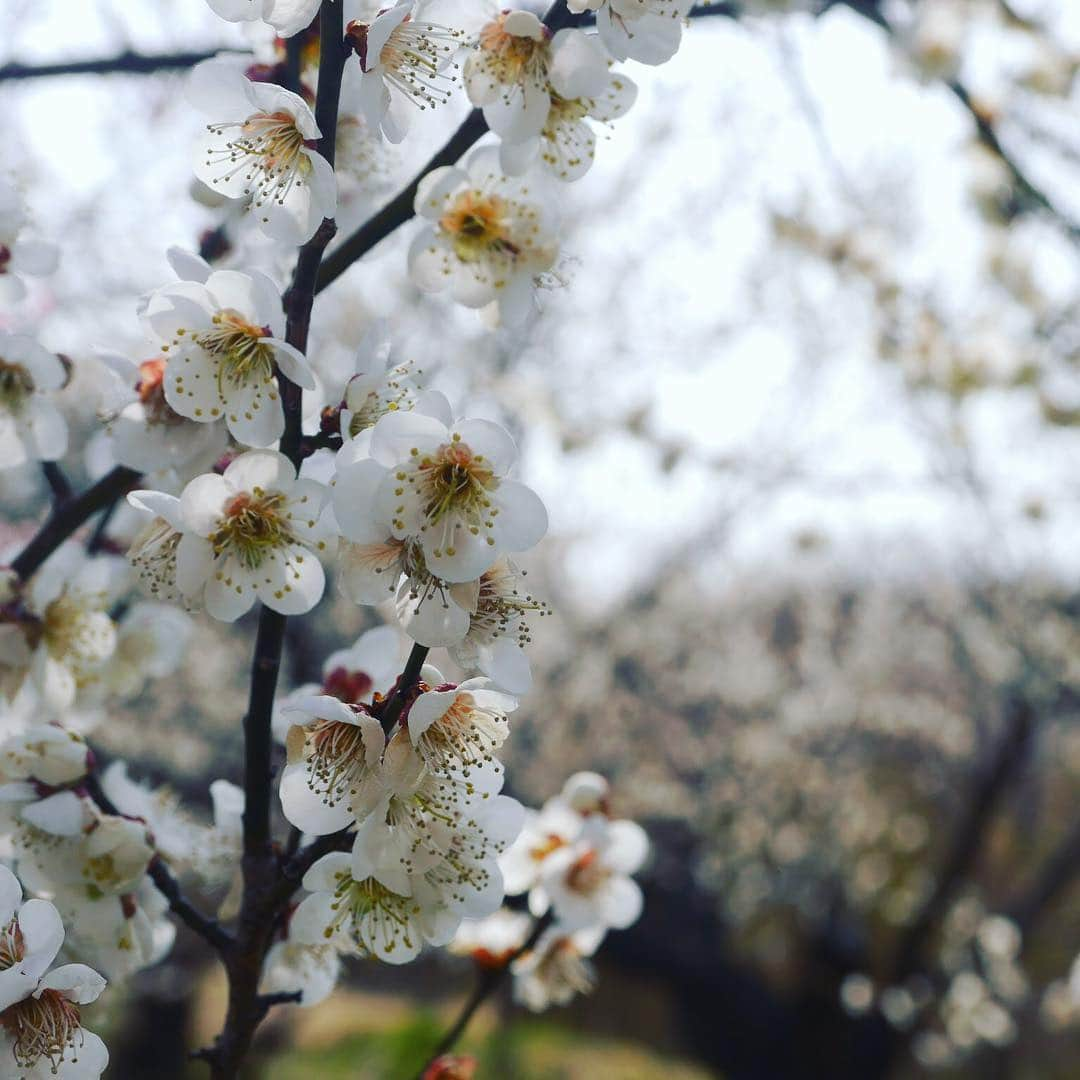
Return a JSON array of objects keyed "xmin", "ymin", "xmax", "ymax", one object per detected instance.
[
  {"xmin": 0, "ymin": 335, "xmax": 68, "ymax": 472},
  {"xmin": 143, "ymin": 268, "xmax": 315, "ymax": 448},
  {"xmin": 567, "ymin": 0, "xmax": 694, "ymax": 66},
  {"xmin": 140, "ymin": 450, "xmax": 330, "ymax": 621},
  {"xmin": 0, "ymin": 865, "xmax": 108, "ymax": 1079},
  {"xmin": 188, "ymin": 58, "xmax": 336, "ymax": 245},
  {"xmin": 344, "ymin": 0, "xmax": 465, "ymax": 144},
  {"xmin": 0, "ymin": 180, "xmax": 58, "ymax": 303},
  {"xmin": 408, "ymin": 147, "xmax": 560, "ymax": 325}
]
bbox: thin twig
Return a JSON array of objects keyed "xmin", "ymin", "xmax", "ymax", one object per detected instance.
[
  {"xmin": 10, "ymin": 465, "xmax": 140, "ymax": 581},
  {"xmin": 416, "ymin": 914, "xmax": 553, "ymax": 1076},
  {"xmin": 82, "ymin": 772, "xmax": 233, "ymax": 953},
  {"xmin": 0, "ymin": 49, "xmax": 221, "ymax": 82}
]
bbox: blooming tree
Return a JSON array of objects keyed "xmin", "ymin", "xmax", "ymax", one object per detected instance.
[{"xmin": 0, "ymin": 0, "xmax": 681, "ymax": 1074}]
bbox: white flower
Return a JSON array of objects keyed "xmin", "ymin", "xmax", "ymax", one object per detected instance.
[
  {"xmin": 0, "ymin": 726, "xmax": 89, "ymax": 788},
  {"xmin": 0, "ymin": 547, "xmax": 124, "ymax": 711},
  {"xmin": 279, "ymin": 694, "xmax": 386, "ymax": 835},
  {"xmin": 567, "ymin": 0, "xmax": 694, "ymax": 66},
  {"xmin": 408, "ymin": 147, "xmax": 559, "ymax": 325},
  {"xmin": 94, "ymin": 350, "xmax": 227, "ymax": 474},
  {"xmin": 348, "ymin": 736, "xmax": 524, "ymax": 921},
  {"xmin": 512, "ymin": 923, "xmax": 605, "ymax": 1012},
  {"xmin": 0, "ymin": 334, "xmax": 68, "ymax": 472},
  {"xmin": 291, "ymin": 848, "xmax": 454, "ymax": 965},
  {"xmin": 204, "ymin": 0, "xmax": 322, "ymax": 37},
  {"xmin": 272, "ymin": 624, "xmax": 404, "ymax": 743},
  {"xmin": 126, "ymin": 491, "xmax": 199, "ymax": 609},
  {"xmin": 415, "ymin": 558, "xmax": 547, "ymax": 693},
  {"xmin": 450, "ymin": 907, "xmax": 530, "ymax": 965},
  {"xmin": 333, "ymin": 389, "xmax": 547, "ymax": 585},
  {"xmin": 260, "ymin": 935, "xmax": 341, "ymax": 1006},
  {"xmin": 142, "ymin": 450, "xmax": 329, "ymax": 621},
  {"xmin": 143, "ymin": 268, "xmax": 314, "ymax": 448},
  {"xmin": 337, "ymin": 324, "xmax": 421, "ymax": 443},
  {"xmin": 188, "ymin": 58, "xmax": 336, "ymax": 244},
  {"xmin": 0, "ymin": 179, "xmax": 58, "ymax": 303},
  {"xmin": 465, "ymin": 12, "xmax": 608, "ymax": 143},
  {"xmin": 87, "ymin": 603, "xmax": 193, "ymax": 701},
  {"xmin": 499, "ymin": 69, "xmax": 638, "ymax": 182},
  {"xmin": 406, "ymin": 672, "xmax": 516, "ymax": 775},
  {"xmin": 345, "ymin": 1, "xmax": 464, "ymax": 143},
  {"xmin": 0, "ymin": 865, "xmax": 108, "ymax": 1078},
  {"xmin": 529, "ymin": 815, "xmax": 648, "ymax": 930},
  {"xmin": 500, "ymin": 792, "xmax": 587, "ymax": 897}
]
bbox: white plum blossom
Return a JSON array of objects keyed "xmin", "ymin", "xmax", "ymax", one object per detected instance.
[
  {"xmin": 0, "ymin": 547, "xmax": 126, "ymax": 711},
  {"xmin": 141, "ymin": 450, "xmax": 329, "ymax": 621},
  {"xmin": 279, "ymin": 693, "xmax": 386, "ymax": 835},
  {"xmin": 142, "ymin": 268, "xmax": 315, "ymax": 448},
  {"xmin": 529, "ymin": 814, "xmax": 648, "ymax": 930},
  {"xmin": 333, "ymin": 389, "xmax": 547, "ymax": 589},
  {"xmin": 273, "ymin": 624, "xmax": 404, "ymax": 742},
  {"xmin": 336, "ymin": 325, "xmax": 421, "ymax": 445},
  {"xmin": 345, "ymin": 1, "xmax": 464, "ymax": 143},
  {"xmin": 260, "ymin": 933, "xmax": 341, "ymax": 1006},
  {"xmin": 499, "ymin": 68, "xmax": 638, "ymax": 181},
  {"xmin": 0, "ymin": 866, "xmax": 108, "ymax": 1078},
  {"xmin": 94, "ymin": 349, "xmax": 227, "ymax": 474},
  {"xmin": 0, "ymin": 334, "xmax": 68, "ymax": 472},
  {"xmin": 512, "ymin": 923, "xmax": 605, "ymax": 1012},
  {"xmin": 500, "ymin": 787, "xmax": 589, "ymax": 897},
  {"xmin": 0, "ymin": 179, "xmax": 58, "ymax": 302},
  {"xmin": 0, "ymin": 726, "xmax": 89, "ymax": 789},
  {"xmin": 464, "ymin": 12, "xmax": 608, "ymax": 143},
  {"xmin": 406, "ymin": 672, "xmax": 517, "ymax": 774},
  {"xmin": 408, "ymin": 147, "xmax": 559, "ymax": 325},
  {"xmin": 567, "ymin": 0, "xmax": 694, "ymax": 66},
  {"xmin": 450, "ymin": 907, "xmax": 530, "ymax": 966},
  {"xmin": 400, "ymin": 557, "xmax": 547, "ymax": 692},
  {"xmin": 188, "ymin": 58, "xmax": 336, "ymax": 244},
  {"xmin": 291, "ymin": 847, "xmax": 456, "ymax": 965},
  {"xmin": 125, "ymin": 491, "xmax": 200, "ymax": 609},
  {"xmin": 204, "ymin": 0, "xmax": 322, "ymax": 37},
  {"xmin": 86, "ymin": 603, "xmax": 193, "ymax": 701}
]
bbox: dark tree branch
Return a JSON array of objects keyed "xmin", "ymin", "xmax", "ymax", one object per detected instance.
[
  {"xmin": 888, "ymin": 696, "xmax": 1035, "ymax": 984},
  {"xmin": 0, "ymin": 49, "xmax": 221, "ymax": 82},
  {"xmin": 83, "ymin": 772, "xmax": 233, "ymax": 953},
  {"xmin": 378, "ymin": 643, "xmax": 430, "ymax": 734},
  {"xmin": 10, "ymin": 465, "xmax": 140, "ymax": 581},
  {"xmin": 1008, "ymin": 813, "xmax": 1080, "ymax": 939},
  {"xmin": 416, "ymin": 914, "xmax": 553, "ymax": 1077},
  {"xmin": 209, "ymin": 7, "xmax": 349, "ymax": 1078},
  {"xmin": 40, "ymin": 461, "xmax": 72, "ymax": 504}
]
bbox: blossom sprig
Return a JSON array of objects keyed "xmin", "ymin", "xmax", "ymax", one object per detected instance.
[
  {"xmin": 0, "ymin": 865, "xmax": 109, "ymax": 1079},
  {"xmin": 188, "ymin": 57, "xmax": 336, "ymax": 245}
]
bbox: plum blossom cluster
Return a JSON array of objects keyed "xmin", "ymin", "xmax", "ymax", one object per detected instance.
[
  {"xmin": 451, "ymin": 771, "xmax": 648, "ymax": 1011},
  {"xmin": 0, "ymin": 0, "xmax": 694, "ymax": 1070}
]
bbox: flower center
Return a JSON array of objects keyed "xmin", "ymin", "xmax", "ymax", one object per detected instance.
[
  {"xmin": 136, "ymin": 358, "xmax": 182, "ymax": 426},
  {"xmin": 530, "ymin": 833, "xmax": 566, "ymax": 863},
  {"xmin": 129, "ymin": 516, "xmax": 182, "ymax": 602},
  {"xmin": 566, "ymin": 849, "xmax": 609, "ymax": 896},
  {"xmin": 0, "ymin": 918, "xmax": 25, "ymax": 970},
  {"xmin": 306, "ymin": 716, "xmax": 373, "ymax": 806},
  {"xmin": 211, "ymin": 491, "xmax": 292, "ymax": 570},
  {"xmin": 414, "ymin": 436, "xmax": 498, "ymax": 529},
  {"xmin": 42, "ymin": 594, "xmax": 114, "ymax": 678},
  {"xmin": 195, "ymin": 309, "xmax": 276, "ymax": 389},
  {"xmin": 0, "ymin": 358, "xmax": 34, "ymax": 414},
  {"xmin": 477, "ymin": 14, "xmax": 548, "ymax": 87},
  {"xmin": 380, "ymin": 17, "xmax": 461, "ymax": 109},
  {"xmin": 1, "ymin": 989, "xmax": 83, "ymax": 1071},
  {"xmin": 439, "ymin": 192, "xmax": 516, "ymax": 263},
  {"xmin": 330, "ymin": 872, "xmax": 420, "ymax": 957},
  {"xmin": 204, "ymin": 110, "xmax": 311, "ymax": 209},
  {"xmin": 0, "ymin": 245, "xmax": 10, "ymax": 274}
]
